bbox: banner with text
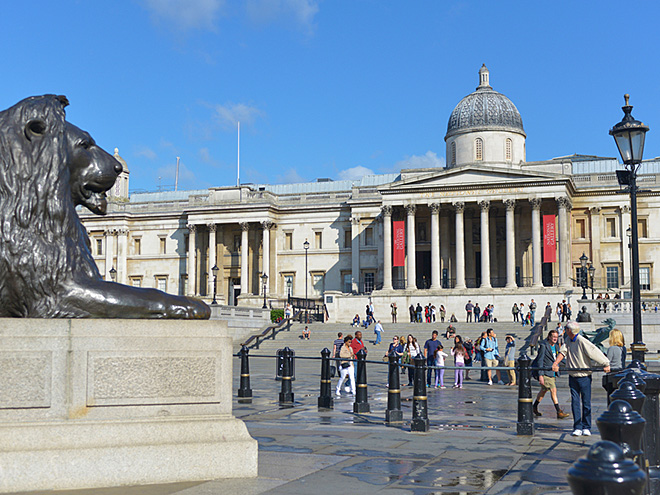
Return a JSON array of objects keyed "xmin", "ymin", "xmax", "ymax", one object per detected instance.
[
  {"xmin": 393, "ymin": 221, "xmax": 405, "ymax": 267},
  {"xmin": 543, "ymin": 215, "xmax": 557, "ymax": 263}
]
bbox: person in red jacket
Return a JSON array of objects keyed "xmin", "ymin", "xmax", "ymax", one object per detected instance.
[{"xmin": 351, "ymin": 330, "xmax": 367, "ymax": 355}]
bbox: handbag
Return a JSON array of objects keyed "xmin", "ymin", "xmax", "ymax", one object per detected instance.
[{"xmin": 341, "ymin": 362, "xmax": 350, "ymax": 369}]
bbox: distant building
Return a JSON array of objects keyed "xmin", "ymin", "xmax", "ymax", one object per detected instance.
[{"xmin": 80, "ymin": 66, "xmax": 659, "ymax": 319}]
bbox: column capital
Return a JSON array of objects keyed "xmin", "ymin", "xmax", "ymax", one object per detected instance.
[
  {"xmin": 351, "ymin": 216, "xmax": 360, "ymax": 225},
  {"xmin": 453, "ymin": 201, "xmax": 465, "ymax": 213},
  {"xmin": 187, "ymin": 223, "xmax": 197, "ymax": 233},
  {"xmin": 477, "ymin": 199, "xmax": 490, "ymax": 212},
  {"xmin": 589, "ymin": 206, "xmax": 602, "ymax": 215},
  {"xmin": 208, "ymin": 223, "xmax": 217, "ymax": 232},
  {"xmin": 404, "ymin": 204, "xmax": 416, "ymax": 215},
  {"xmin": 429, "ymin": 203, "xmax": 441, "ymax": 214},
  {"xmin": 116, "ymin": 228, "xmax": 129, "ymax": 236},
  {"xmin": 529, "ymin": 197, "xmax": 542, "ymax": 210},
  {"xmin": 619, "ymin": 205, "xmax": 631, "ymax": 214},
  {"xmin": 504, "ymin": 199, "xmax": 516, "ymax": 211},
  {"xmin": 556, "ymin": 196, "xmax": 572, "ymax": 211},
  {"xmin": 240, "ymin": 222, "xmax": 250, "ymax": 232},
  {"xmin": 261, "ymin": 220, "xmax": 274, "ymax": 230},
  {"xmin": 381, "ymin": 205, "xmax": 393, "ymax": 217}
]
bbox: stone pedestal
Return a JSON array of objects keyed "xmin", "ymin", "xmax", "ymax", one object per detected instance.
[{"xmin": 0, "ymin": 319, "xmax": 257, "ymax": 493}]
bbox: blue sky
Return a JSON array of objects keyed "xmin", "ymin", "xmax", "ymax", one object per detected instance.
[{"xmin": 1, "ymin": 1, "xmax": 659, "ymax": 192}]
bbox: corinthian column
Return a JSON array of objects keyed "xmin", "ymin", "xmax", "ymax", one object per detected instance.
[
  {"xmin": 530, "ymin": 198, "xmax": 542, "ymax": 288},
  {"xmin": 208, "ymin": 223, "xmax": 217, "ymax": 296},
  {"xmin": 478, "ymin": 200, "xmax": 491, "ymax": 289},
  {"xmin": 405, "ymin": 204, "xmax": 417, "ymax": 289},
  {"xmin": 187, "ymin": 224, "xmax": 197, "ymax": 296},
  {"xmin": 240, "ymin": 222, "xmax": 249, "ymax": 295},
  {"xmin": 351, "ymin": 216, "xmax": 360, "ymax": 293},
  {"xmin": 454, "ymin": 202, "xmax": 466, "ymax": 289},
  {"xmin": 117, "ymin": 228, "xmax": 129, "ymax": 285},
  {"xmin": 557, "ymin": 197, "xmax": 572, "ymax": 287},
  {"xmin": 261, "ymin": 221, "xmax": 272, "ymax": 292},
  {"xmin": 430, "ymin": 203, "xmax": 441, "ymax": 289},
  {"xmin": 104, "ymin": 229, "xmax": 115, "ymax": 280},
  {"xmin": 382, "ymin": 206, "xmax": 393, "ymax": 290},
  {"xmin": 505, "ymin": 199, "xmax": 517, "ymax": 288}
]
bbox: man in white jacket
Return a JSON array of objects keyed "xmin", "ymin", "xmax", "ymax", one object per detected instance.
[{"xmin": 552, "ymin": 321, "xmax": 610, "ymax": 437}]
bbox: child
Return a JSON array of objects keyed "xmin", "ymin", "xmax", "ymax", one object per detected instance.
[
  {"xmin": 434, "ymin": 344, "xmax": 449, "ymax": 389},
  {"xmin": 451, "ymin": 341, "xmax": 466, "ymax": 389}
]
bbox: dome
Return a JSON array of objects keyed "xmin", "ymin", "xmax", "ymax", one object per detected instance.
[{"xmin": 445, "ymin": 65, "xmax": 525, "ymax": 140}]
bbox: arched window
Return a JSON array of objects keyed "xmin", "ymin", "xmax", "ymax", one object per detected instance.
[
  {"xmin": 475, "ymin": 138, "xmax": 483, "ymax": 161},
  {"xmin": 451, "ymin": 142, "xmax": 456, "ymax": 166},
  {"xmin": 505, "ymin": 138, "xmax": 512, "ymax": 161}
]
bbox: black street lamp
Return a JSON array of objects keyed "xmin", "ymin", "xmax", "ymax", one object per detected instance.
[
  {"xmin": 286, "ymin": 278, "xmax": 292, "ymax": 304},
  {"xmin": 303, "ymin": 239, "xmax": 310, "ymax": 323},
  {"xmin": 261, "ymin": 272, "xmax": 268, "ymax": 309},
  {"xmin": 211, "ymin": 264, "xmax": 219, "ymax": 305},
  {"xmin": 109, "ymin": 266, "xmax": 117, "ymax": 282},
  {"xmin": 579, "ymin": 252, "xmax": 589, "ymax": 300},
  {"xmin": 588, "ymin": 262, "xmax": 595, "ymax": 300},
  {"xmin": 610, "ymin": 94, "xmax": 650, "ymax": 362}
]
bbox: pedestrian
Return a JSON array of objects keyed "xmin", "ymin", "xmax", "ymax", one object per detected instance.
[
  {"xmin": 387, "ymin": 336, "xmax": 403, "ymax": 361},
  {"xmin": 333, "ymin": 332, "xmax": 344, "ymax": 358},
  {"xmin": 475, "ymin": 331, "xmax": 487, "ymax": 382},
  {"xmin": 416, "ymin": 303, "xmax": 423, "ymax": 323},
  {"xmin": 351, "ymin": 330, "xmax": 367, "ymax": 384},
  {"xmin": 302, "ymin": 325, "xmax": 310, "ymax": 340},
  {"xmin": 439, "ymin": 305, "xmax": 446, "ymax": 322},
  {"xmin": 434, "ymin": 344, "xmax": 448, "ymax": 388},
  {"xmin": 561, "ymin": 300, "xmax": 569, "ymax": 321},
  {"xmin": 390, "ymin": 302, "xmax": 397, "ymax": 323},
  {"xmin": 483, "ymin": 328, "xmax": 500, "ymax": 386},
  {"xmin": 369, "ymin": 301, "xmax": 375, "ymax": 319},
  {"xmin": 284, "ymin": 303, "xmax": 292, "ymax": 319},
  {"xmin": 546, "ymin": 302, "xmax": 552, "ymax": 322},
  {"xmin": 504, "ymin": 335, "xmax": 516, "ymax": 386},
  {"xmin": 424, "ymin": 330, "xmax": 441, "ymax": 386},
  {"xmin": 512, "ymin": 303, "xmax": 519, "ymax": 322},
  {"xmin": 404, "ymin": 334, "xmax": 421, "ymax": 386},
  {"xmin": 474, "ymin": 303, "xmax": 481, "ymax": 323},
  {"xmin": 450, "ymin": 313, "xmax": 458, "ymax": 322},
  {"xmin": 552, "ymin": 322, "xmax": 610, "ymax": 437},
  {"xmin": 451, "ymin": 340, "xmax": 466, "ymax": 389},
  {"xmin": 463, "ymin": 337, "xmax": 473, "ymax": 380},
  {"xmin": 335, "ymin": 335, "xmax": 356, "ymax": 397},
  {"xmin": 465, "ymin": 300, "xmax": 474, "ymax": 322},
  {"xmin": 529, "ymin": 299, "xmax": 537, "ymax": 326},
  {"xmin": 373, "ymin": 320, "xmax": 384, "ymax": 345},
  {"xmin": 399, "ymin": 335, "xmax": 406, "ymax": 374},
  {"xmin": 533, "ymin": 330, "xmax": 570, "ymax": 419},
  {"xmin": 606, "ymin": 328, "xmax": 626, "ymax": 371},
  {"xmin": 352, "ymin": 314, "xmax": 361, "ymax": 327},
  {"xmin": 409, "ymin": 304, "xmax": 415, "ymax": 323},
  {"xmin": 431, "ymin": 304, "xmax": 436, "ymax": 322},
  {"xmin": 556, "ymin": 303, "xmax": 562, "ymax": 322}
]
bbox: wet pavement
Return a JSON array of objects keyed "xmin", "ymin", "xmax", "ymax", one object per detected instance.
[{"xmin": 16, "ymin": 349, "xmax": 631, "ymax": 495}]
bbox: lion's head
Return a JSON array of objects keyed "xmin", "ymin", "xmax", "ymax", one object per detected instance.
[{"xmin": 67, "ymin": 122, "xmax": 122, "ymax": 215}]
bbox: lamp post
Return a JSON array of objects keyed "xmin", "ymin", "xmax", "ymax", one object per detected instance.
[
  {"xmin": 579, "ymin": 252, "xmax": 589, "ymax": 300},
  {"xmin": 588, "ymin": 262, "xmax": 595, "ymax": 300},
  {"xmin": 211, "ymin": 264, "xmax": 219, "ymax": 305},
  {"xmin": 109, "ymin": 267, "xmax": 117, "ymax": 282},
  {"xmin": 610, "ymin": 94, "xmax": 650, "ymax": 362},
  {"xmin": 303, "ymin": 239, "xmax": 310, "ymax": 324},
  {"xmin": 261, "ymin": 272, "xmax": 268, "ymax": 309},
  {"xmin": 286, "ymin": 278, "xmax": 292, "ymax": 304}
]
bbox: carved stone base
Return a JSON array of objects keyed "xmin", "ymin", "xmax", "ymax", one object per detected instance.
[{"xmin": 0, "ymin": 319, "xmax": 257, "ymax": 492}]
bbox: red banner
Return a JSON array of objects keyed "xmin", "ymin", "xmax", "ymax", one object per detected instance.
[
  {"xmin": 393, "ymin": 221, "xmax": 405, "ymax": 267},
  {"xmin": 543, "ymin": 215, "xmax": 557, "ymax": 263}
]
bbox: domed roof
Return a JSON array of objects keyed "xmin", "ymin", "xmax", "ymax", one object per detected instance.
[{"xmin": 446, "ymin": 65, "xmax": 525, "ymax": 140}]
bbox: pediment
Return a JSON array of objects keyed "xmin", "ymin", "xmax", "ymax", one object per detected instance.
[{"xmin": 381, "ymin": 164, "xmax": 567, "ymax": 191}]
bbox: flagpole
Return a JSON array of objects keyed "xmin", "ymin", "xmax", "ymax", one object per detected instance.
[{"xmin": 237, "ymin": 121, "xmax": 240, "ymax": 187}]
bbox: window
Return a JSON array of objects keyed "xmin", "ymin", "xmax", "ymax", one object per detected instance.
[
  {"xmin": 363, "ymin": 272, "xmax": 375, "ymax": 293},
  {"xmin": 159, "ymin": 236, "xmax": 166, "ymax": 255},
  {"xmin": 184, "ymin": 235, "xmax": 189, "ymax": 253},
  {"xmin": 451, "ymin": 142, "xmax": 456, "ymax": 166},
  {"xmin": 574, "ymin": 219, "xmax": 586, "ymax": 239},
  {"xmin": 475, "ymin": 138, "xmax": 483, "ymax": 161},
  {"xmin": 418, "ymin": 222, "xmax": 427, "ymax": 242},
  {"xmin": 130, "ymin": 277, "xmax": 142, "ymax": 288},
  {"xmin": 505, "ymin": 138, "xmax": 512, "ymax": 161},
  {"xmin": 283, "ymin": 273, "xmax": 294, "ymax": 297},
  {"xmin": 364, "ymin": 227, "xmax": 373, "ymax": 246},
  {"xmin": 638, "ymin": 219, "xmax": 648, "ymax": 238},
  {"xmin": 96, "ymin": 238, "xmax": 103, "ymax": 256},
  {"xmin": 640, "ymin": 266, "xmax": 651, "ymax": 291},
  {"xmin": 312, "ymin": 273, "xmax": 325, "ymax": 296},
  {"xmin": 342, "ymin": 272, "xmax": 352, "ymax": 293},
  {"xmin": 233, "ymin": 234, "xmax": 241, "ymax": 253},
  {"xmin": 284, "ymin": 232, "xmax": 293, "ymax": 250},
  {"xmin": 156, "ymin": 276, "xmax": 167, "ymax": 292},
  {"xmin": 606, "ymin": 218, "xmax": 616, "ymax": 238},
  {"xmin": 606, "ymin": 266, "xmax": 620, "ymax": 289},
  {"xmin": 344, "ymin": 230, "xmax": 352, "ymax": 249},
  {"xmin": 134, "ymin": 238, "xmax": 141, "ymax": 255},
  {"xmin": 315, "ymin": 231, "xmax": 322, "ymax": 250}
]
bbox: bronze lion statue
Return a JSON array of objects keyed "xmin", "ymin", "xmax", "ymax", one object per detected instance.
[{"xmin": 0, "ymin": 95, "xmax": 210, "ymax": 318}]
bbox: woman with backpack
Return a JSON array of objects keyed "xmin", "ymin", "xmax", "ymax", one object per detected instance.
[{"xmin": 404, "ymin": 334, "xmax": 422, "ymax": 386}]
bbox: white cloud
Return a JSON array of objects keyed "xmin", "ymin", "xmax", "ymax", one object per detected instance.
[
  {"xmin": 338, "ymin": 165, "xmax": 374, "ymax": 181},
  {"xmin": 143, "ymin": 0, "xmax": 225, "ymax": 32},
  {"xmin": 275, "ymin": 168, "xmax": 307, "ymax": 184},
  {"xmin": 395, "ymin": 151, "xmax": 446, "ymax": 170},
  {"xmin": 156, "ymin": 161, "xmax": 197, "ymax": 184},
  {"xmin": 213, "ymin": 102, "xmax": 263, "ymax": 130},
  {"xmin": 246, "ymin": 0, "xmax": 319, "ymax": 33},
  {"xmin": 135, "ymin": 146, "xmax": 157, "ymax": 160},
  {"xmin": 199, "ymin": 147, "xmax": 223, "ymax": 168}
]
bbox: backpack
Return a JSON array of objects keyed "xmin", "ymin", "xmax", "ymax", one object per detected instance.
[{"xmin": 530, "ymin": 344, "xmax": 545, "ymax": 381}]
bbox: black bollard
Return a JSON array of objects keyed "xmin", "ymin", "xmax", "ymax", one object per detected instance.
[
  {"xmin": 279, "ymin": 347, "xmax": 294, "ymax": 407},
  {"xmin": 567, "ymin": 441, "xmax": 647, "ymax": 495},
  {"xmin": 318, "ymin": 348, "xmax": 334, "ymax": 410},
  {"xmin": 597, "ymin": 399, "xmax": 647, "ymax": 473},
  {"xmin": 386, "ymin": 354, "xmax": 403, "ymax": 425},
  {"xmin": 517, "ymin": 354, "xmax": 534, "ymax": 436},
  {"xmin": 604, "ymin": 367, "xmax": 647, "ymax": 405},
  {"xmin": 353, "ymin": 349, "xmax": 370, "ymax": 413},
  {"xmin": 611, "ymin": 379, "xmax": 646, "ymax": 415},
  {"xmin": 411, "ymin": 355, "xmax": 430, "ymax": 432},
  {"xmin": 237, "ymin": 345, "xmax": 253, "ymax": 403}
]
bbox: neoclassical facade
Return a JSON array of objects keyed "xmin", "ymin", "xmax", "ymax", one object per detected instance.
[{"xmin": 79, "ymin": 67, "xmax": 660, "ymax": 319}]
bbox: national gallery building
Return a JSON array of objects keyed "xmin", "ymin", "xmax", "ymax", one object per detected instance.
[{"xmin": 80, "ymin": 66, "xmax": 660, "ymax": 321}]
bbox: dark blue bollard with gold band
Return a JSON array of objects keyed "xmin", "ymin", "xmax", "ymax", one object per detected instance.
[
  {"xmin": 238, "ymin": 345, "xmax": 253, "ymax": 403},
  {"xmin": 318, "ymin": 347, "xmax": 334, "ymax": 410},
  {"xmin": 411, "ymin": 355, "xmax": 429, "ymax": 432},
  {"xmin": 386, "ymin": 354, "xmax": 403, "ymax": 425},
  {"xmin": 517, "ymin": 354, "xmax": 534, "ymax": 435},
  {"xmin": 353, "ymin": 349, "xmax": 370, "ymax": 413},
  {"xmin": 279, "ymin": 347, "xmax": 294, "ymax": 407}
]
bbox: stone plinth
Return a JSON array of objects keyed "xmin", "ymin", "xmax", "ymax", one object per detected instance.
[{"xmin": 0, "ymin": 319, "xmax": 257, "ymax": 493}]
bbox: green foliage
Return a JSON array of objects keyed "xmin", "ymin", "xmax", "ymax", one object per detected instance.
[{"xmin": 271, "ymin": 309, "xmax": 284, "ymax": 323}]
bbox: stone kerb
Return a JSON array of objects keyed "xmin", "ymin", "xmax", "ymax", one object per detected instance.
[{"xmin": 0, "ymin": 318, "xmax": 257, "ymax": 492}]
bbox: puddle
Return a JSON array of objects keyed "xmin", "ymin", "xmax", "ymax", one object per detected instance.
[{"xmin": 403, "ymin": 467, "xmax": 508, "ymax": 489}]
